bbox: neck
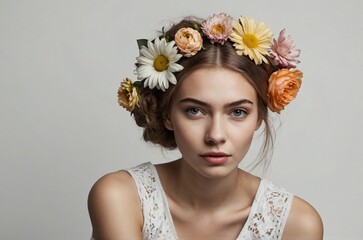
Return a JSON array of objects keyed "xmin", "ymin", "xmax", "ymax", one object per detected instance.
[{"xmin": 172, "ymin": 159, "xmax": 246, "ymax": 211}]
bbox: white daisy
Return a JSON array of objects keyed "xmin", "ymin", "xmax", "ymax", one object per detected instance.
[{"xmin": 136, "ymin": 38, "xmax": 184, "ymax": 91}]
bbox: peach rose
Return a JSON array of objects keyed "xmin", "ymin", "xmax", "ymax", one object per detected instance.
[
  {"xmin": 268, "ymin": 69, "xmax": 302, "ymax": 113},
  {"xmin": 175, "ymin": 27, "xmax": 203, "ymax": 57}
]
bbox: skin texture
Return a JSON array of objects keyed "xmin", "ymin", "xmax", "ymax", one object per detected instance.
[{"xmin": 88, "ymin": 67, "xmax": 323, "ymax": 239}]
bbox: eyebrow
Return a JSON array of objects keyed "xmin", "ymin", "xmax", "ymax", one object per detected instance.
[{"xmin": 179, "ymin": 98, "xmax": 253, "ymax": 108}]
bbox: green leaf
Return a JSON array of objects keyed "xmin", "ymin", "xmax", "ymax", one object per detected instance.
[
  {"xmin": 165, "ymin": 35, "xmax": 170, "ymax": 43},
  {"xmin": 136, "ymin": 39, "xmax": 148, "ymax": 50},
  {"xmin": 133, "ymin": 80, "xmax": 144, "ymax": 88}
]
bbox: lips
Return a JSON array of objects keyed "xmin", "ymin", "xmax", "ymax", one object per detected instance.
[{"xmin": 199, "ymin": 152, "xmax": 231, "ymax": 165}]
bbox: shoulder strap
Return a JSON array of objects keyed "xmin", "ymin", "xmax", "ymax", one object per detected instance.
[
  {"xmin": 126, "ymin": 162, "xmax": 177, "ymax": 240},
  {"xmin": 243, "ymin": 179, "xmax": 293, "ymax": 240}
]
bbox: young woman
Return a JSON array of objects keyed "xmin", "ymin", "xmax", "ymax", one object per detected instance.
[{"xmin": 88, "ymin": 13, "xmax": 323, "ymax": 240}]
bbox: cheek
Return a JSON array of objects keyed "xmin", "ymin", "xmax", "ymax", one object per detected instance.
[
  {"xmin": 229, "ymin": 123, "xmax": 257, "ymax": 146},
  {"xmin": 173, "ymin": 122, "xmax": 197, "ymax": 144},
  {"xmin": 173, "ymin": 130, "xmax": 196, "ymax": 157},
  {"xmin": 172, "ymin": 119, "xmax": 202, "ymax": 151}
]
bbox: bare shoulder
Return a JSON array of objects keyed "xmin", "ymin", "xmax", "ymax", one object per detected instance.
[
  {"xmin": 282, "ymin": 195, "xmax": 324, "ymax": 240},
  {"xmin": 88, "ymin": 170, "xmax": 143, "ymax": 240}
]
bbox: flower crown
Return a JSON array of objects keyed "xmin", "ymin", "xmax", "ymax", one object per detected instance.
[{"xmin": 118, "ymin": 13, "xmax": 302, "ymax": 114}]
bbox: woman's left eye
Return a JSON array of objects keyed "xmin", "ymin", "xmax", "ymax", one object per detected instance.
[{"xmin": 230, "ymin": 109, "xmax": 247, "ymax": 118}]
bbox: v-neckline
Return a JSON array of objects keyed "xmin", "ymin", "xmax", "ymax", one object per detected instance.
[{"xmin": 149, "ymin": 163, "xmax": 264, "ymax": 239}]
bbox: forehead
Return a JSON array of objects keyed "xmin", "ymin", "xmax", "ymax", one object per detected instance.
[{"xmin": 174, "ymin": 67, "xmax": 258, "ymax": 104}]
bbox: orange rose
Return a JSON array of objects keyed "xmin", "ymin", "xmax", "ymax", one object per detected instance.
[
  {"xmin": 268, "ymin": 69, "xmax": 302, "ymax": 113},
  {"xmin": 175, "ymin": 27, "xmax": 203, "ymax": 57}
]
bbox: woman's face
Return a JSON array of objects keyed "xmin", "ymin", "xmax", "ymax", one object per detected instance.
[{"xmin": 165, "ymin": 67, "xmax": 260, "ymax": 178}]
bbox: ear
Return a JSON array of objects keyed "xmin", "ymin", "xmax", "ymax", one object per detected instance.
[
  {"xmin": 163, "ymin": 115, "xmax": 174, "ymax": 131},
  {"xmin": 255, "ymin": 118, "xmax": 262, "ymax": 131}
]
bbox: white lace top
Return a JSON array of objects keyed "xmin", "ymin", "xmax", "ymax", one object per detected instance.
[{"xmin": 126, "ymin": 162, "xmax": 294, "ymax": 240}]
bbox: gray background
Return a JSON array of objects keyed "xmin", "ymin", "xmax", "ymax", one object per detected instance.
[{"xmin": 1, "ymin": 0, "xmax": 362, "ymax": 239}]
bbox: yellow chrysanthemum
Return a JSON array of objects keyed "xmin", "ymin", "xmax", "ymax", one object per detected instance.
[
  {"xmin": 118, "ymin": 78, "xmax": 140, "ymax": 112},
  {"xmin": 229, "ymin": 16, "xmax": 273, "ymax": 65}
]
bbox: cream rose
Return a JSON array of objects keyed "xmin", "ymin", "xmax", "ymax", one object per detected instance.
[
  {"xmin": 175, "ymin": 27, "xmax": 203, "ymax": 57},
  {"xmin": 268, "ymin": 69, "xmax": 302, "ymax": 113}
]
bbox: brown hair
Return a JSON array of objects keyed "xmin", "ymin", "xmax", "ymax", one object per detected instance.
[{"xmin": 132, "ymin": 17, "xmax": 278, "ymax": 168}]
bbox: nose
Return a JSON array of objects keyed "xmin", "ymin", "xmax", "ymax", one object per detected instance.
[{"xmin": 205, "ymin": 115, "xmax": 226, "ymax": 145}]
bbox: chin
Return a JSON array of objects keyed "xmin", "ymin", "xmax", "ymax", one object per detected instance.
[{"xmin": 196, "ymin": 164, "xmax": 238, "ymax": 179}]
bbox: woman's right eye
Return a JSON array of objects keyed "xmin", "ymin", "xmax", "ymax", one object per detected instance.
[{"xmin": 185, "ymin": 108, "xmax": 203, "ymax": 117}]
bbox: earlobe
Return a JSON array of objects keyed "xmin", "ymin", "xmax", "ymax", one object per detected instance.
[{"xmin": 164, "ymin": 116, "xmax": 174, "ymax": 131}]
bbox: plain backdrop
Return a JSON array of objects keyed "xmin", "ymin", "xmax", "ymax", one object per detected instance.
[{"xmin": 1, "ymin": 0, "xmax": 363, "ymax": 239}]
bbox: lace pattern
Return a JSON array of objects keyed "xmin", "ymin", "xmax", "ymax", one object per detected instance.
[
  {"xmin": 238, "ymin": 179, "xmax": 293, "ymax": 240},
  {"xmin": 127, "ymin": 162, "xmax": 293, "ymax": 240},
  {"xmin": 127, "ymin": 162, "xmax": 177, "ymax": 239}
]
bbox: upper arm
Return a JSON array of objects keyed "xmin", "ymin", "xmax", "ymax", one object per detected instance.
[
  {"xmin": 88, "ymin": 171, "xmax": 143, "ymax": 240},
  {"xmin": 282, "ymin": 196, "xmax": 324, "ymax": 240}
]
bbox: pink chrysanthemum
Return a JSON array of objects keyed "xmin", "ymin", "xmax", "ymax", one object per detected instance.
[
  {"xmin": 201, "ymin": 13, "xmax": 233, "ymax": 44},
  {"xmin": 270, "ymin": 29, "xmax": 301, "ymax": 68}
]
